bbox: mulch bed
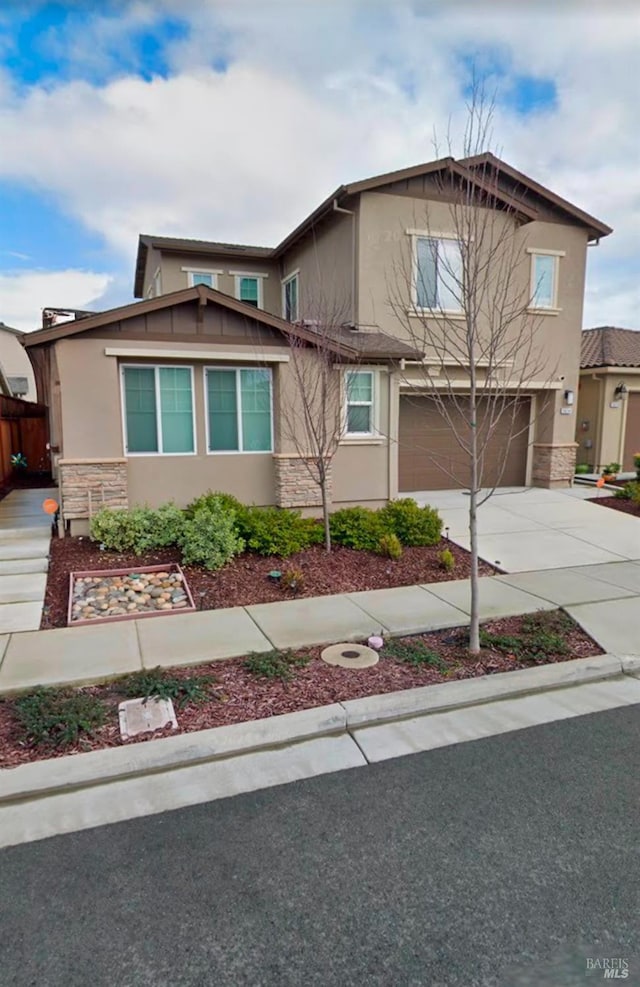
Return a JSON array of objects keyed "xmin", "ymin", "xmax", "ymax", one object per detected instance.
[
  {"xmin": 0, "ymin": 611, "xmax": 603, "ymax": 768},
  {"xmin": 590, "ymin": 495, "xmax": 640, "ymax": 518},
  {"xmin": 41, "ymin": 537, "xmax": 496, "ymax": 630}
]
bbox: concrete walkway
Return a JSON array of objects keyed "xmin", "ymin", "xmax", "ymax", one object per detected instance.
[
  {"xmin": 2, "ymin": 557, "xmax": 640, "ymax": 694},
  {"xmin": 0, "ymin": 488, "xmax": 52, "ymax": 634},
  {"xmin": 412, "ymin": 486, "xmax": 640, "ymax": 572}
]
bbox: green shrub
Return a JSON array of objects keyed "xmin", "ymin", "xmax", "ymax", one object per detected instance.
[
  {"xmin": 614, "ymin": 481, "xmax": 640, "ymax": 501},
  {"xmin": 117, "ymin": 667, "xmax": 215, "ymax": 707},
  {"xmin": 186, "ymin": 490, "xmax": 247, "ymax": 524},
  {"xmin": 329, "ymin": 506, "xmax": 386, "ymax": 551},
  {"xmin": 90, "ymin": 503, "xmax": 185, "ymax": 554},
  {"xmin": 179, "ymin": 500, "xmax": 245, "ymax": 570},
  {"xmin": 439, "ymin": 548, "xmax": 455, "ymax": 572},
  {"xmin": 243, "ymin": 649, "xmax": 310, "ymax": 681},
  {"xmin": 574, "ymin": 463, "xmax": 590, "ymax": 475},
  {"xmin": 90, "ymin": 507, "xmax": 139, "ymax": 552},
  {"xmin": 13, "ymin": 688, "xmax": 107, "ymax": 748},
  {"xmin": 377, "ymin": 533, "xmax": 403, "ymax": 559},
  {"xmin": 379, "ymin": 498, "xmax": 443, "ymax": 547},
  {"xmin": 241, "ymin": 506, "xmax": 322, "ymax": 556},
  {"xmin": 479, "ymin": 611, "xmax": 571, "ymax": 661},
  {"xmin": 383, "ymin": 638, "xmax": 447, "ymax": 670}
]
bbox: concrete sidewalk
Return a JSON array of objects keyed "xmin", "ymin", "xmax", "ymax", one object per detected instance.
[
  {"xmin": 2, "ymin": 559, "xmax": 640, "ymax": 694},
  {"xmin": 0, "ymin": 488, "xmax": 53, "ymax": 633}
]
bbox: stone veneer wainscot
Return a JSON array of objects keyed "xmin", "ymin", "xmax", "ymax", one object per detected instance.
[
  {"xmin": 532, "ymin": 443, "xmax": 578, "ymax": 488},
  {"xmin": 59, "ymin": 458, "xmax": 129, "ymax": 521},
  {"xmin": 273, "ymin": 454, "xmax": 332, "ymax": 509}
]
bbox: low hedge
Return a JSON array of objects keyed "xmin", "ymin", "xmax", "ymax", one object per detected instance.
[{"xmin": 330, "ymin": 499, "xmax": 442, "ymax": 551}]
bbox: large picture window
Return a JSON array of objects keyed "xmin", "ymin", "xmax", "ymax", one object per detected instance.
[
  {"xmin": 206, "ymin": 367, "xmax": 273, "ymax": 452},
  {"xmin": 122, "ymin": 366, "xmax": 195, "ymax": 454},
  {"xmin": 415, "ymin": 236, "xmax": 463, "ymax": 312}
]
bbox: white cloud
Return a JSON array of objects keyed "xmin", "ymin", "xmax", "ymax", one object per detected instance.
[
  {"xmin": 0, "ymin": 0, "xmax": 638, "ymax": 326},
  {"xmin": 0, "ymin": 270, "xmax": 112, "ymax": 332}
]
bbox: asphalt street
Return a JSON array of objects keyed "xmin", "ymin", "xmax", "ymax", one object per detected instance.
[{"xmin": 1, "ymin": 705, "xmax": 638, "ymax": 987}]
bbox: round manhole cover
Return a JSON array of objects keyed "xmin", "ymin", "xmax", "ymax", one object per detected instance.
[{"xmin": 320, "ymin": 643, "xmax": 379, "ymax": 669}]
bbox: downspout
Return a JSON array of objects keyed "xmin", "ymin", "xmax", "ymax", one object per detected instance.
[{"xmin": 333, "ymin": 199, "xmax": 356, "ymax": 328}]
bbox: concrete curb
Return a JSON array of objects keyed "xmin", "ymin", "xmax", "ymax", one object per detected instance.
[
  {"xmin": 341, "ymin": 654, "xmax": 624, "ymax": 728},
  {"xmin": 0, "ymin": 704, "xmax": 346, "ymax": 803},
  {"xmin": 0, "ymin": 653, "xmax": 630, "ymax": 809}
]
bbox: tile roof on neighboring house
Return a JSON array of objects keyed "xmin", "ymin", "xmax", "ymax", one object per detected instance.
[{"xmin": 581, "ymin": 326, "xmax": 640, "ymax": 368}]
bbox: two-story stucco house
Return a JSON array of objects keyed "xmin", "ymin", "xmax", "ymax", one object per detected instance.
[{"xmin": 23, "ymin": 153, "xmax": 611, "ymax": 534}]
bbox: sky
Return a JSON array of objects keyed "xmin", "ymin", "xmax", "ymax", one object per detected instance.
[{"xmin": 0, "ymin": 0, "xmax": 638, "ymax": 332}]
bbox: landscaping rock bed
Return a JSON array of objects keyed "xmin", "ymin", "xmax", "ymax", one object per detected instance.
[
  {"xmin": 68, "ymin": 564, "xmax": 195, "ymax": 624},
  {"xmin": 43, "ymin": 537, "xmax": 496, "ymax": 630}
]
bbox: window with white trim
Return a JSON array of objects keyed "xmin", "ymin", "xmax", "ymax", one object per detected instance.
[
  {"xmin": 151, "ymin": 268, "xmax": 162, "ymax": 297},
  {"xmin": 345, "ymin": 370, "xmax": 375, "ymax": 436},
  {"xmin": 282, "ymin": 273, "xmax": 299, "ymax": 321},
  {"xmin": 122, "ymin": 366, "xmax": 195, "ymax": 454},
  {"xmin": 415, "ymin": 236, "xmax": 463, "ymax": 312},
  {"xmin": 530, "ymin": 252, "xmax": 559, "ymax": 309},
  {"xmin": 235, "ymin": 275, "xmax": 261, "ymax": 308},
  {"xmin": 206, "ymin": 367, "xmax": 273, "ymax": 452},
  {"xmin": 185, "ymin": 269, "xmax": 219, "ymax": 288}
]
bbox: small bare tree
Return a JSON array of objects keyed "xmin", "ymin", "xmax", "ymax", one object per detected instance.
[
  {"xmin": 388, "ymin": 86, "xmax": 555, "ymax": 652},
  {"xmin": 279, "ymin": 297, "xmax": 355, "ymax": 552}
]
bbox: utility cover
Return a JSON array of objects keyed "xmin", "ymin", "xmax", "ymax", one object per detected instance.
[{"xmin": 118, "ymin": 697, "xmax": 178, "ymax": 740}]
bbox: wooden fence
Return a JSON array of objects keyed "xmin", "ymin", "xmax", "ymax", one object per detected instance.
[{"xmin": 0, "ymin": 394, "xmax": 50, "ymax": 487}]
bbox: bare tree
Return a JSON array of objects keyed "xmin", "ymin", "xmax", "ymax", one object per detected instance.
[
  {"xmin": 279, "ymin": 296, "xmax": 354, "ymax": 552},
  {"xmin": 388, "ymin": 85, "xmax": 555, "ymax": 652}
]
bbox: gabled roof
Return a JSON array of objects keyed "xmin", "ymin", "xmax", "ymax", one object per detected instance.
[
  {"xmin": 581, "ymin": 326, "xmax": 640, "ymax": 369},
  {"xmin": 134, "ymin": 153, "xmax": 612, "ymax": 296},
  {"xmin": 460, "ymin": 153, "xmax": 612, "ymax": 242},
  {"xmin": 22, "ymin": 284, "xmax": 420, "ymax": 362}
]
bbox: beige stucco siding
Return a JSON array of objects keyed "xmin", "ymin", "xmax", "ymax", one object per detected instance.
[
  {"xmin": 151, "ymin": 253, "xmax": 281, "ymax": 315},
  {"xmin": 575, "ymin": 374, "xmax": 601, "ymax": 468},
  {"xmin": 279, "ymin": 209, "xmax": 355, "ymax": 325},
  {"xmin": 357, "ymin": 190, "xmax": 587, "ymax": 450}
]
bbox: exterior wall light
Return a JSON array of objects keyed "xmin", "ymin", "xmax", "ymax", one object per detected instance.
[
  {"xmin": 564, "ymin": 389, "xmax": 575, "ymax": 405},
  {"xmin": 614, "ymin": 382, "xmax": 628, "ymax": 400}
]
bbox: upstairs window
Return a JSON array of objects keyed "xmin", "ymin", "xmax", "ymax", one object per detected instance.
[
  {"xmin": 122, "ymin": 366, "xmax": 195, "ymax": 455},
  {"xmin": 235, "ymin": 275, "xmax": 261, "ymax": 308},
  {"xmin": 529, "ymin": 251, "xmax": 561, "ymax": 310},
  {"xmin": 345, "ymin": 370, "xmax": 375, "ymax": 436},
  {"xmin": 415, "ymin": 236, "xmax": 463, "ymax": 312},
  {"xmin": 184, "ymin": 269, "xmax": 220, "ymax": 288},
  {"xmin": 282, "ymin": 272, "xmax": 299, "ymax": 321}
]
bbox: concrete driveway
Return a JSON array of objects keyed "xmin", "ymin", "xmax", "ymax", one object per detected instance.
[{"xmin": 412, "ymin": 485, "xmax": 640, "ymax": 573}]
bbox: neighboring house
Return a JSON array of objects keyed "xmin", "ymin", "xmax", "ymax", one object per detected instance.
[
  {"xmin": 23, "ymin": 153, "xmax": 611, "ymax": 534},
  {"xmin": 576, "ymin": 326, "xmax": 640, "ymax": 473},
  {"xmin": 0, "ymin": 322, "xmax": 36, "ymax": 400}
]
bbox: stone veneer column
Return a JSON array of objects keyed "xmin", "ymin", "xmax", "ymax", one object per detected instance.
[
  {"xmin": 532, "ymin": 443, "xmax": 578, "ymax": 488},
  {"xmin": 273, "ymin": 454, "xmax": 332, "ymax": 510},
  {"xmin": 59, "ymin": 458, "xmax": 129, "ymax": 520}
]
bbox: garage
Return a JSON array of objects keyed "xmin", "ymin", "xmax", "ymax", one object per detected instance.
[
  {"xmin": 622, "ymin": 392, "xmax": 640, "ymax": 472},
  {"xmin": 398, "ymin": 395, "xmax": 531, "ymax": 491}
]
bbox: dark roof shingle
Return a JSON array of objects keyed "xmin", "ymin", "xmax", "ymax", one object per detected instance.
[{"xmin": 581, "ymin": 327, "xmax": 640, "ymax": 368}]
